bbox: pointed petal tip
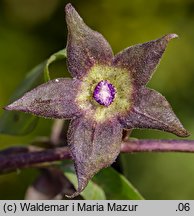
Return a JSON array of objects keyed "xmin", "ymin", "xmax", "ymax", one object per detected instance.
[
  {"xmin": 164, "ymin": 33, "xmax": 179, "ymax": 42},
  {"xmin": 176, "ymin": 128, "xmax": 190, "ymax": 138},
  {"xmin": 65, "ymin": 2, "xmax": 83, "ymax": 32},
  {"xmin": 3, "ymin": 100, "xmax": 24, "ymax": 112},
  {"xmin": 4, "ymin": 103, "xmax": 18, "ymax": 111},
  {"xmin": 65, "ymin": 180, "xmax": 86, "ymax": 199},
  {"xmin": 3, "ymin": 105, "xmax": 10, "ymax": 111},
  {"xmin": 65, "ymin": 3, "xmax": 74, "ymax": 13},
  {"xmin": 65, "ymin": 3, "xmax": 79, "ymax": 19},
  {"xmin": 65, "ymin": 190, "xmax": 81, "ymax": 199}
]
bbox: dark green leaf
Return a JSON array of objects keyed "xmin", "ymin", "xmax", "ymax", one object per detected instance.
[
  {"xmin": 44, "ymin": 49, "xmax": 66, "ymax": 81},
  {"xmin": 0, "ymin": 62, "xmax": 46, "ymax": 135},
  {"xmin": 93, "ymin": 167, "xmax": 144, "ymax": 200},
  {"xmin": 1, "ymin": 49, "xmax": 67, "ymax": 135},
  {"xmin": 0, "ymin": 112, "xmax": 38, "ymax": 135},
  {"xmin": 10, "ymin": 62, "xmax": 46, "ymax": 101}
]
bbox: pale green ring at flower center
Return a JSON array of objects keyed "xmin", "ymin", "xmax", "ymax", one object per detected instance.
[{"xmin": 76, "ymin": 64, "xmax": 132, "ymax": 122}]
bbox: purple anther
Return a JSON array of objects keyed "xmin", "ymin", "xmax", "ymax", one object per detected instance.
[{"xmin": 93, "ymin": 80, "xmax": 116, "ymax": 107}]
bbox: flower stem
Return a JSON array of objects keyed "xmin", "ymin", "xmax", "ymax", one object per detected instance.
[
  {"xmin": 120, "ymin": 139, "xmax": 194, "ymax": 153},
  {"xmin": 1, "ymin": 139, "xmax": 194, "ymax": 174},
  {"xmin": 0, "ymin": 146, "xmax": 71, "ymax": 174}
]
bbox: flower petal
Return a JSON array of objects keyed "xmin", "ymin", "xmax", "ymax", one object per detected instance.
[
  {"xmin": 66, "ymin": 117, "xmax": 123, "ymax": 198},
  {"xmin": 65, "ymin": 3, "xmax": 113, "ymax": 79},
  {"xmin": 5, "ymin": 78, "xmax": 81, "ymax": 119},
  {"xmin": 113, "ymin": 34, "xmax": 178, "ymax": 86},
  {"xmin": 119, "ymin": 87, "xmax": 189, "ymax": 137}
]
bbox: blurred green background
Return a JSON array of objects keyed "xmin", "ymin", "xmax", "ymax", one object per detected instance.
[{"xmin": 0, "ymin": 0, "xmax": 194, "ymax": 199}]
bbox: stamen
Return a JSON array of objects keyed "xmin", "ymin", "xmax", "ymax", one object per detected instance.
[{"xmin": 93, "ymin": 80, "xmax": 116, "ymax": 107}]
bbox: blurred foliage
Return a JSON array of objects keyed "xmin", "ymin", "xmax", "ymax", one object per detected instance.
[
  {"xmin": 64, "ymin": 166, "xmax": 143, "ymax": 200},
  {"xmin": 0, "ymin": 0, "xmax": 194, "ymax": 199},
  {"xmin": 93, "ymin": 167, "xmax": 143, "ymax": 200}
]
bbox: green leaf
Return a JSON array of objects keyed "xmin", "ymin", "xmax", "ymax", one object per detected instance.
[
  {"xmin": 64, "ymin": 167, "xmax": 106, "ymax": 200},
  {"xmin": 0, "ymin": 112, "xmax": 38, "ymax": 135},
  {"xmin": 44, "ymin": 49, "xmax": 66, "ymax": 81},
  {"xmin": 10, "ymin": 62, "xmax": 46, "ymax": 101},
  {"xmin": 0, "ymin": 49, "xmax": 67, "ymax": 135},
  {"xmin": 93, "ymin": 167, "xmax": 144, "ymax": 200},
  {"xmin": 0, "ymin": 62, "xmax": 46, "ymax": 135}
]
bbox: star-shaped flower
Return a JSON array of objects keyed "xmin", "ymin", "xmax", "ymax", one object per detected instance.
[{"xmin": 5, "ymin": 3, "xmax": 189, "ymax": 198}]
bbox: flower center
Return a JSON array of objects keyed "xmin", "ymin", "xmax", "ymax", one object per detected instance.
[{"xmin": 93, "ymin": 80, "xmax": 116, "ymax": 107}]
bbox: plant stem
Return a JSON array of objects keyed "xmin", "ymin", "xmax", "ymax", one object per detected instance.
[
  {"xmin": 120, "ymin": 139, "xmax": 194, "ymax": 153},
  {"xmin": 0, "ymin": 146, "xmax": 71, "ymax": 174},
  {"xmin": 1, "ymin": 139, "xmax": 194, "ymax": 173}
]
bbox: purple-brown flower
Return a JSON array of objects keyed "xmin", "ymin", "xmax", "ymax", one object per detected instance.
[{"xmin": 5, "ymin": 3, "xmax": 189, "ymax": 198}]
